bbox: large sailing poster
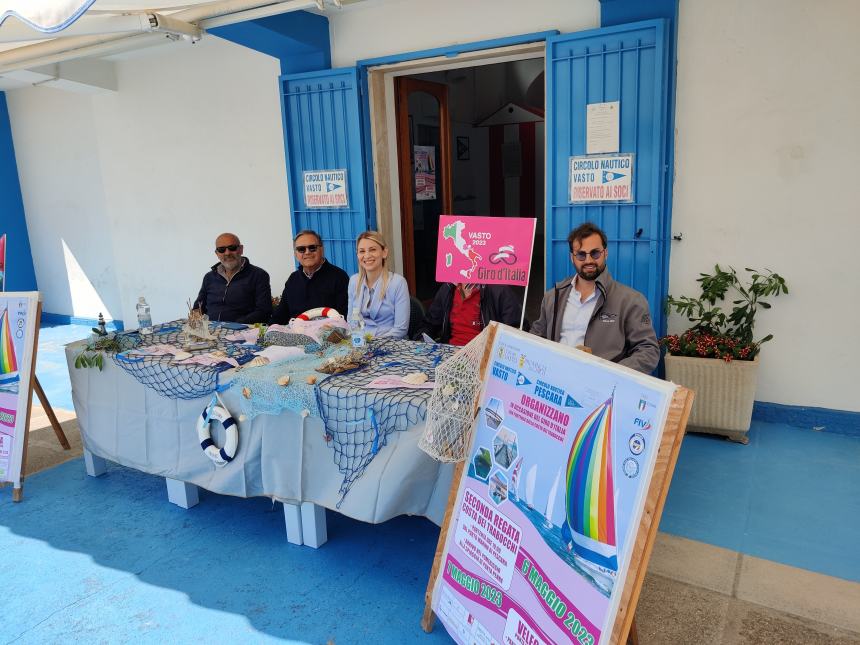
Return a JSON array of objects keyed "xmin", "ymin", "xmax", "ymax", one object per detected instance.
[
  {"xmin": 431, "ymin": 327, "xmax": 676, "ymax": 644},
  {"xmin": 0, "ymin": 292, "xmax": 39, "ymax": 486}
]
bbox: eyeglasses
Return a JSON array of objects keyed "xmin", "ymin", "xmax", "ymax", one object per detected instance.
[
  {"xmin": 295, "ymin": 245, "xmax": 319, "ymax": 254},
  {"xmin": 572, "ymin": 248, "xmax": 605, "ymax": 261},
  {"xmin": 215, "ymin": 244, "xmax": 240, "ymax": 253}
]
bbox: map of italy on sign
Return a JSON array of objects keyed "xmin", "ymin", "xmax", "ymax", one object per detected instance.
[
  {"xmin": 303, "ymin": 169, "xmax": 348, "ymax": 208},
  {"xmin": 436, "ymin": 215, "xmax": 536, "ymax": 286}
]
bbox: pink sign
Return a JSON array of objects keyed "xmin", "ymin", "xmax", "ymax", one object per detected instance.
[{"xmin": 435, "ymin": 216, "xmax": 536, "ymax": 286}]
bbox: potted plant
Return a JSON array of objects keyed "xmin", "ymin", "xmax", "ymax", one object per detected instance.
[{"xmin": 661, "ymin": 265, "xmax": 788, "ymax": 443}]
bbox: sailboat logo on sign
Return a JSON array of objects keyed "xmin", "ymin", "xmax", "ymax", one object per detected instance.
[{"xmin": 303, "ymin": 170, "xmax": 348, "ymax": 208}]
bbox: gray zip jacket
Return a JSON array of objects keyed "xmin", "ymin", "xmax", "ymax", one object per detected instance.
[{"xmin": 530, "ymin": 270, "xmax": 659, "ymax": 374}]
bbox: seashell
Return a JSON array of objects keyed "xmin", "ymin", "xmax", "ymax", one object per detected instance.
[
  {"xmin": 242, "ymin": 387, "xmax": 252, "ymax": 399},
  {"xmin": 277, "ymin": 374, "xmax": 291, "ymax": 386},
  {"xmin": 306, "ymin": 375, "xmax": 317, "ymax": 385},
  {"xmin": 173, "ymin": 351, "xmax": 192, "ymax": 360},
  {"xmin": 403, "ymin": 372, "xmax": 429, "ymax": 385},
  {"xmin": 442, "ymin": 384, "xmax": 456, "ymax": 397},
  {"xmin": 246, "ymin": 356, "xmax": 271, "ymax": 368}
]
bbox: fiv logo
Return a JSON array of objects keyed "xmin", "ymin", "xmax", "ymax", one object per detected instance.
[{"xmin": 633, "ymin": 417, "xmax": 652, "ymax": 431}]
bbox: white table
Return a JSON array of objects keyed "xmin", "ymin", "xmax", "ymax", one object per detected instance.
[{"xmin": 66, "ymin": 342, "xmax": 454, "ymax": 548}]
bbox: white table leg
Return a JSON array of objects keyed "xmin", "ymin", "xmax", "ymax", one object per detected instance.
[
  {"xmin": 83, "ymin": 448, "xmax": 107, "ymax": 477},
  {"xmin": 300, "ymin": 502, "xmax": 327, "ymax": 548},
  {"xmin": 283, "ymin": 501, "xmax": 303, "ymax": 545},
  {"xmin": 165, "ymin": 478, "xmax": 199, "ymax": 509}
]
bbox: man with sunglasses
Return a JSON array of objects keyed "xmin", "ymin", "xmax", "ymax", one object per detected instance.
[
  {"xmin": 194, "ymin": 233, "xmax": 273, "ymax": 323},
  {"xmin": 270, "ymin": 230, "xmax": 349, "ymax": 323},
  {"xmin": 531, "ymin": 222, "xmax": 659, "ymax": 374}
]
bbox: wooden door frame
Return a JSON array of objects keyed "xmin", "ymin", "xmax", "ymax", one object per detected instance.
[{"xmin": 394, "ymin": 77, "xmax": 453, "ymax": 294}]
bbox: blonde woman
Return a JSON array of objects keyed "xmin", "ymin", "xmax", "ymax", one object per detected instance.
[{"xmin": 347, "ymin": 231, "xmax": 410, "ymax": 339}]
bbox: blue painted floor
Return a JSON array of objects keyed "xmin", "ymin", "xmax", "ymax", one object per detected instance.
[
  {"xmin": 1, "ymin": 461, "xmax": 449, "ymax": 644},
  {"xmin": 660, "ymin": 423, "xmax": 860, "ymax": 583},
  {"xmin": 6, "ymin": 323, "xmax": 858, "ymax": 642}
]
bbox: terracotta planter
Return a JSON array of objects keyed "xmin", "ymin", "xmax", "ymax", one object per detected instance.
[{"xmin": 664, "ymin": 354, "xmax": 759, "ymax": 443}]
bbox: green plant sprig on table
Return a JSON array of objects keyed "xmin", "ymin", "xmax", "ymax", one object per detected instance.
[
  {"xmin": 662, "ymin": 265, "xmax": 788, "ymax": 361},
  {"xmin": 74, "ymin": 333, "xmax": 126, "ymax": 371}
]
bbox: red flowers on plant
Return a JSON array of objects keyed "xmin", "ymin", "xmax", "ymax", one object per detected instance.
[{"xmin": 659, "ymin": 330, "xmax": 757, "ymax": 362}]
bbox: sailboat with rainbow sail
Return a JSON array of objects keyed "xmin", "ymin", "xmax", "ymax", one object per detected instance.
[
  {"xmin": 0, "ymin": 307, "xmax": 20, "ymax": 393},
  {"xmin": 561, "ymin": 392, "xmax": 617, "ymax": 592}
]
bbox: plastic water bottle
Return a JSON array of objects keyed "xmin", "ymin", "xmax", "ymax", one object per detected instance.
[
  {"xmin": 349, "ymin": 308, "xmax": 366, "ymax": 349},
  {"xmin": 136, "ymin": 296, "xmax": 152, "ymax": 333}
]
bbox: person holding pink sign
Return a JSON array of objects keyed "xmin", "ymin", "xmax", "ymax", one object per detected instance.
[
  {"xmin": 530, "ymin": 222, "xmax": 659, "ymax": 374},
  {"xmin": 347, "ymin": 231, "xmax": 410, "ymax": 339},
  {"xmin": 413, "ymin": 283, "xmax": 520, "ymax": 346}
]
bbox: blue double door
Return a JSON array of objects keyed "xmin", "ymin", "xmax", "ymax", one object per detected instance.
[{"xmin": 280, "ymin": 20, "xmax": 670, "ymax": 331}]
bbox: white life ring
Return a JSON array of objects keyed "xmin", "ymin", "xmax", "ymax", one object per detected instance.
[
  {"xmin": 197, "ymin": 403, "xmax": 238, "ymax": 467},
  {"xmin": 295, "ymin": 307, "xmax": 342, "ymax": 321}
]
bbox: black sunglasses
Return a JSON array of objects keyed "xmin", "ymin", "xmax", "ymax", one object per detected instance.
[
  {"xmin": 295, "ymin": 245, "xmax": 320, "ymax": 254},
  {"xmin": 573, "ymin": 248, "xmax": 605, "ymax": 261},
  {"xmin": 215, "ymin": 244, "xmax": 240, "ymax": 253}
]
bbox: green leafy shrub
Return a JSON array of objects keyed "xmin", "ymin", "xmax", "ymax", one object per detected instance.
[{"xmin": 661, "ymin": 265, "xmax": 788, "ymax": 362}]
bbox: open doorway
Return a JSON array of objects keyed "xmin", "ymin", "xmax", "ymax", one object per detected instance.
[{"xmin": 380, "ymin": 53, "xmax": 546, "ymax": 322}]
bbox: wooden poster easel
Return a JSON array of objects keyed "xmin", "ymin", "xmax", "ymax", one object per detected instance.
[
  {"xmin": 8, "ymin": 301, "xmax": 71, "ymax": 502},
  {"xmin": 420, "ymin": 324, "xmax": 695, "ymax": 644}
]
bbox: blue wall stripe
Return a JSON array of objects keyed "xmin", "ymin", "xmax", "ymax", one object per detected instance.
[
  {"xmin": 0, "ymin": 92, "xmax": 37, "ymax": 292},
  {"xmin": 41, "ymin": 312, "xmax": 124, "ymax": 331},
  {"xmin": 752, "ymin": 402, "xmax": 860, "ymax": 438}
]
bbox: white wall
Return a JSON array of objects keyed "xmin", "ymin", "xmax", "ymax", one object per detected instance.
[
  {"xmin": 329, "ymin": 0, "xmax": 598, "ymax": 67},
  {"xmin": 8, "ymin": 36, "xmax": 293, "ymax": 327},
  {"xmin": 671, "ymin": 0, "xmax": 860, "ymax": 411}
]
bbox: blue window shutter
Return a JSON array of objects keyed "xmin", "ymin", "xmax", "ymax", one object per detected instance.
[
  {"xmin": 546, "ymin": 20, "xmax": 669, "ymax": 333},
  {"xmin": 280, "ymin": 67, "xmax": 369, "ymax": 276}
]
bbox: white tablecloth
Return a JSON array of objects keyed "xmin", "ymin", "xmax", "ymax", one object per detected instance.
[{"xmin": 65, "ymin": 342, "xmax": 454, "ymax": 525}]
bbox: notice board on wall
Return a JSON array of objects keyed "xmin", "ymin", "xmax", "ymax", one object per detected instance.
[
  {"xmin": 0, "ymin": 292, "xmax": 40, "ymax": 491},
  {"xmin": 425, "ymin": 325, "xmax": 692, "ymax": 644}
]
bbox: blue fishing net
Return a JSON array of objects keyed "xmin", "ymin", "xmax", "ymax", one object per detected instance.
[
  {"xmin": 110, "ymin": 320, "xmax": 457, "ymax": 504},
  {"xmin": 315, "ymin": 339, "xmax": 457, "ymax": 506},
  {"xmin": 111, "ymin": 321, "xmax": 260, "ymax": 400},
  {"xmin": 231, "ymin": 344, "xmax": 351, "ymax": 420}
]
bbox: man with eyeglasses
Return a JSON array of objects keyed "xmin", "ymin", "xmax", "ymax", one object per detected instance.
[
  {"xmin": 530, "ymin": 222, "xmax": 659, "ymax": 374},
  {"xmin": 270, "ymin": 230, "xmax": 349, "ymax": 323},
  {"xmin": 194, "ymin": 232, "xmax": 273, "ymax": 323}
]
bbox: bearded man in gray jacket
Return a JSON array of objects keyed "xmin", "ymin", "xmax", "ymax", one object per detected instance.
[{"xmin": 530, "ymin": 222, "xmax": 659, "ymax": 374}]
